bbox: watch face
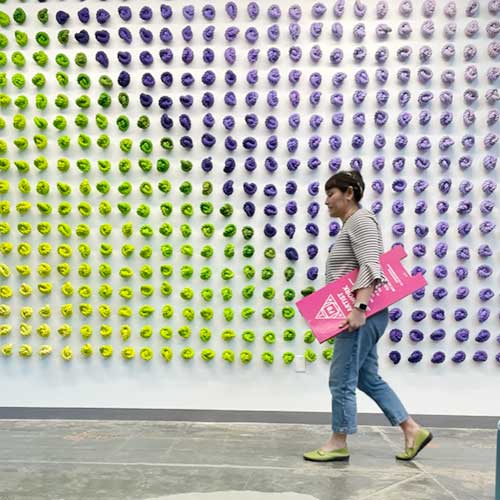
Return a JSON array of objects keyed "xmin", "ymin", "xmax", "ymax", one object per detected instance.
[{"xmin": 356, "ymin": 303, "xmax": 367, "ymax": 311}]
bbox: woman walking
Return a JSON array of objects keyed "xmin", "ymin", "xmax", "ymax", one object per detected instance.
[{"xmin": 304, "ymin": 170, "xmax": 433, "ymax": 462}]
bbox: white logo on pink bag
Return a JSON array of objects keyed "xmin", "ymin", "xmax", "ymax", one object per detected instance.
[{"xmin": 315, "ymin": 295, "xmax": 346, "ymax": 320}]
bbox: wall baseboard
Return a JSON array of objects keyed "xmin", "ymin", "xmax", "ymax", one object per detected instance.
[{"xmin": 0, "ymin": 408, "xmax": 497, "ymax": 429}]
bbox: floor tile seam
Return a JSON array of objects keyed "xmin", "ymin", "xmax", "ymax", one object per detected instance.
[
  {"xmin": 106, "ymin": 430, "xmax": 137, "ymax": 459},
  {"xmin": 0, "ymin": 459, "xmax": 420, "ymax": 477},
  {"xmin": 0, "ymin": 420, "xmax": 327, "ymax": 430},
  {"xmin": 368, "ymin": 425, "xmax": 497, "ymax": 434},
  {"xmin": 0, "ymin": 459, "xmax": 297, "ymax": 471},
  {"xmin": 373, "ymin": 426, "xmax": 488, "ymax": 500},
  {"xmin": 413, "ymin": 463, "xmax": 462, "ymax": 500},
  {"xmin": 353, "ymin": 472, "xmax": 426, "ymax": 500},
  {"xmin": 381, "ymin": 425, "xmax": 463, "ymax": 500},
  {"xmin": 240, "ymin": 468, "xmax": 255, "ymax": 491},
  {"xmin": 0, "ymin": 420, "xmax": 497, "ymax": 433},
  {"xmin": 372, "ymin": 426, "xmax": 401, "ymax": 451}
]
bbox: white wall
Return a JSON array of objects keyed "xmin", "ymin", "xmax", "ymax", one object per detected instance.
[{"xmin": 0, "ymin": 1, "xmax": 498, "ymax": 416}]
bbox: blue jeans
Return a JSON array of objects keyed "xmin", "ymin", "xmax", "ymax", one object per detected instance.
[{"xmin": 329, "ymin": 308, "xmax": 408, "ymax": 434}]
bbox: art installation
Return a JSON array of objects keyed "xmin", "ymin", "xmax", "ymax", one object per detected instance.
[{"xmin": 0, "ymin": 0, "xmax": 497, "ymax": 367}]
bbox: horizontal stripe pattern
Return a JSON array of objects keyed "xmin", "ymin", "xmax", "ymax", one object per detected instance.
[{"xmin": 325, "ymin": 208, "xmax": 387, "ymax": 293}]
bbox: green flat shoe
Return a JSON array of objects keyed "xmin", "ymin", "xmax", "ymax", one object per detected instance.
[
  {"xmin": 303, "ymin": 447, "xmax": 350, "ymax": 462},
  {"xmin": 396, "ymin": 428, "xmax": 433, "ymax": 461}
]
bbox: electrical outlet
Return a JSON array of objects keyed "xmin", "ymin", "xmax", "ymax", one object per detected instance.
[{"xmin": 295, "ymin": 355, "xmax": 306, "ymax": 373}]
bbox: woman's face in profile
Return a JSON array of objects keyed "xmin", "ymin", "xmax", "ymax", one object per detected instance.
[{"xmin": 325, "ymin": 187, "xmax": 352, "ymax": 218}]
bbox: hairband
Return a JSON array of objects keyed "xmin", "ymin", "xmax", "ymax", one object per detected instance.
[{"xmin": 344, "ymin": 172, "xmax": 364, "ymax": 194}]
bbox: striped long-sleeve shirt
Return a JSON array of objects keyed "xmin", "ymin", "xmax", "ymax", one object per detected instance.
[{"xmin": 325, "ymin": 208, "xmax": 387, "ymax": 293}]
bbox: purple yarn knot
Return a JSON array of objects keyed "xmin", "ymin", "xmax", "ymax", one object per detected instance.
[
  {"xmin": 305, "ymin": 222, "xmax": 319, "ymax": 237},
  {"xmin": 479, "ymin": 221, "xmax": 496, "ymax": 234},
  {"xmin": 431, "ymin": 352, "xmax": 446, "ymax": 364},
  {"xmin": 329, "ymin": 222, "xmax": 341, "ymax": 236},
  {"xmin": 397, "ymin": 46, "xmax": 413, "ymax": 62},
  {"xmin": 413, "ymin": 244, "xmax": 426, "ymax": 257},
  {"xmin": 285, "ymin": 200, "xmax": 298, "ymax": 215},
  {"xmin": 392, "ymin": 202, "xmax": 405, "ymax": 219},
  {"xmin": 264, "ymin": 224, "xmax": 277, "ymax": 238},
  {"xmin": 455, "ymin": 267, "xmax": 469, "ymax": 282},
  {"xmin": 288, "ymin": 70, "xmax": 302, "ymax": 85},
  {"xmin": 96, "ymin": 9, "xmax": 110, "ymax": 24},
  {"xmin": 431, "ymin": 308, "xmax": 445, "ymax": 321},
  {"xmin": 454, "ymin": 308, "xmax": 468, "ymax": 321},
  {"xmin": 267, "ymin": 24, "xmax": 280, "ymax": 41},
  {"xmin": 408, "ymin": 351, "xmax": 423, "ymax": 364},
  {"xmin": 354, "ymin": 47, "xmax": 367, "ymax": 63},
  {"xmin": 56, "ymin": 10, "xmax": 70, "ymax": 25},
  {"xmin": 333, "ymin": 0, "xmax": 345, "ymax": 18},
  {"xmin": 434, "ymin": 243, "xmax": 448, "ymax": 259},
  {"xmin": 307, "ymin": 245, "xmax": 319, "ymax": 259},
  {"xmin": 308, "ymin": 202, "xmax": 320, "ymax": 218},
  {"xmin": 118, "ymin": 6, "xmax": 131, "ymax": 21},
  {"xmin": 409, "ymin": 329, "xmax": 424, "ymax": 342},
  {"xmin": 309, "ymin": 72, "xmax": 322, "ymax": 89},
  {"xmin": 374, "ymin": 135, "xmax": 386, "ymax": 150},
  {"xmin": 473, "ymin": 351, "xmax": 488, "ymax": 363},
  {"xmin": 354, "ymin": 70, "xmax": 369, "ymax": 86},
  {"xmin": 354, "ymin": 0, "xmax": 367, "ymax": 18},
  {"xmin": 288, "ymin": 5, "xmax": 302, "ymax": 20},
  {"xmin": 411, "ymin": 310, "xmax": 427, "ymax": 322},
  {"xmin": 285, "ymin": 248, "xmax": 299, "ymax": 261},
  {"xmin": 140, "ymin": 6, "xmax": 153, "ymax": 21},
  {"xmin": 376, "ymin": 91, "xmax": 389, "ymax": 107},
  {"xmin": 478, "ymin": 245, "xmax": 493, "ymax": 258},
  {"xmin": 247, "ymin": 2, "xmax": 260, "ymax": 19},
  {"xmin": 430, "ymin": 329, "xmax": 446, "ymax": 341},
  {"xmin": 307, "ymin": 267, "xmax": 318, "ymax": 280},
  {"xmin": 389, "ymin": 308, "xmax": 402, "ymax": 321},
  {"xmin": 263, "ymin": 204, "xmax": 278, "ymax": 217},
  {"xmin": 433, "ymin": 263, "xmax": 447, "ymax": 280},
  {"xmin": 389, "ymin": 351, "xmax": 402, "ymax": 364},
  {"xmin": 414, "ymin": 224, "xmax": 429, "ymax": 238},
  {"xmin": 332, "ymin": 72, "xmax": 347, "ymax": 87},
  {"xmin": 372, "ymin": 180, "xmax": 385, "ymax": 194},
  {"xmin": 455, "ymin": 329, "xmax": 470, "ymax": 343},
  {"xmin": 160, "ymin": 4, "xmax": 173, "ymax": 19},
  {"xmin": 267, "ymin": 4, "xmax": 281, "ymax": 20},
  {"xmin": 312, "ymin": 2, "xmax": 327, "ymax": 17},
  {"xmin": 310, "ymin": 23, "xmax": 323, "ymax": 40},
  {"xmin": 284, "ymin": 223, "xmax": 295, "ymax": 238},
  {"xmin": 202, "ymin": 5, "xmax": 216, "ymax": 20},
  {"xmin": 414, "ymin": 180, "xmax": 429, "ymax": 194},
  {"xmin": 452, "ymin": 351, "xmax": 466, "ymax": 363},
  {"xmin": 376, "ymin": 23, "xmax": 393, "ymax": 42},
  {"xmin": 389, "ymin": 329, "xmax": 403, "ymax": 343},
  {"xmin": 224, "ymin": 27, "xmax": 239, "ymax": 42},
  {"xmin": 421, "ymin": 20, "xmax": 435, "ymax": 38},
  {"xmin": 392, "ymin": 180, "xmax": 407, "ymax": 193},
  {"xmin": 457, "ymin": 223, "xmax": 472, "ymax": 237},
  {"xmin": 475, "ymin": 330, "xmax": 491, "ymax": 343},
  {"xmin": 415, "ymin": 109, "xmax": 431, "ymax": 128},
  {"xmin": 435, "ymin": 222, "xmax": 449, "ymax": 237},
  {"xmin": 479, "ymin": 289, "xmax": 494, "ymax": 302},
  {"xmin": 375, "ymin": 47, "xmax": 389, "ymax": 63}
]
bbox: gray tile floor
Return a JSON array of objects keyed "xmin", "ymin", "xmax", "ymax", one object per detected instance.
[{"xmin": 0, "ymin": 419, "xmax": 495, "ymax": 500}]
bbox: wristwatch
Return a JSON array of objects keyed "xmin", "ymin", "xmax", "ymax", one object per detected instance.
[{"xmin": 354, "ymin": 302, "xmax": 368, "ymax": 312}]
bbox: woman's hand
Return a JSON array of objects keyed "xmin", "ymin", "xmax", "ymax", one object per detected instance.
[{"xmin": 339, "ymin": 308, "xmax": 366, "ymax": 332}]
